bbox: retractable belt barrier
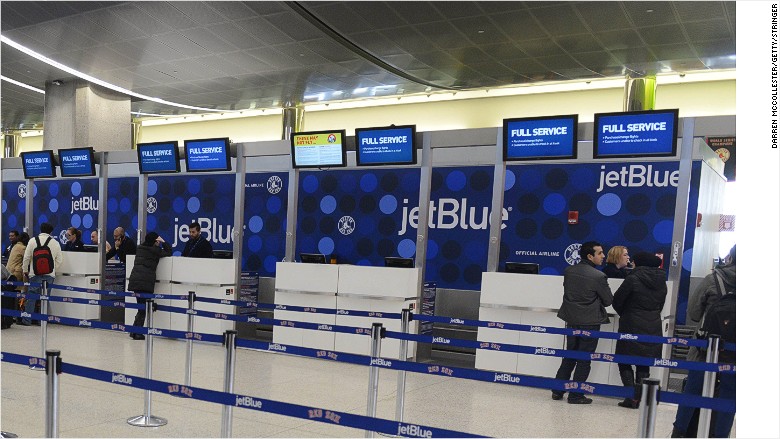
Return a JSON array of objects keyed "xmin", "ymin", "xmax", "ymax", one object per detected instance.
[
  {"xmin": 2, "ymin": 280, "xmax": 40, "ymax": 288},
  {"xmin": 0, "ymin": 351, "xmax": 483, "ymax": 438},
  {"xmin": 1, "ymin": 291, "xmax": 143, "ymax": 310}
]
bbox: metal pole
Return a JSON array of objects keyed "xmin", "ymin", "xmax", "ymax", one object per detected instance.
[
  {"xmin": 395, "ymin": 309, "xmax": 411, "ymax": 423},
  {"xmin": 697, "ymin": 335, "xmax": 721, "ymax": 439},
  {"xmin": 45, "ymin": 349, "xmax": 61, "ymax": 438},
  {"xmin": 221, "ymin": 330, "xmax": 238, "ymax": 438},
  {"xmin": 185, "ymin": 291, "xmax": 195, "ymax": 387},
  {"xmin": 31, "ymin": 281, "xmax": 49, "ymax": 371},
  {"xmin": 128, "ymin": 300, "xmax": 167, "ymax": 427},
  {"xmin": 636, "ymin": 378, "xmax": 660, "ymax": 438},
  {"xmin": 365, "ymin": 323, "xmax": 383, "ymax": 438}
]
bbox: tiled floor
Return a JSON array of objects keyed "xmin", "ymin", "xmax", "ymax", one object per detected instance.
[{"xmin": 1, "ymin": 324, "xmax": 731, "ymax": 437}]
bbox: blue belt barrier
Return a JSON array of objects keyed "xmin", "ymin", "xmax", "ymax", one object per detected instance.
[
  {"xmin": 48, "ymin": 283, "xmax": 189, "ymax": 301},
  {"xmin": 1, "ymin": 280, "xmax": 40, "ymax": 287},
  {"xmin": 194, "ymin": 296, "xmax": 404, "ymax": 320},
  {"xmin": 2, "ymin": 291, "xmax": 143, "ymax": 309}
]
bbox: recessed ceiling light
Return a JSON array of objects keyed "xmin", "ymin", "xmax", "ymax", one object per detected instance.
[
  {"xmin": 477, "ymin": 30, "xmax": 485, "ymax": 34},
  {"xmin": 646, "ymin": 9, "xmax": 654, "ymax": 13}
]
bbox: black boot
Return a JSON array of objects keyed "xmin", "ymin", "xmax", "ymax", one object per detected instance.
[{"xmin": 618, "ymin": 369, "xmax": 639, "ymax": 409}]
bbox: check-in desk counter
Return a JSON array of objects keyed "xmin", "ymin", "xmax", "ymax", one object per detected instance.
[
  {"xmin": 475, "ymin": 272, "xmax": 673, "ymax": 387},
  {"xmin": 126, "ymin": 257, "xmax": 237, "ymax": 336},
  {"xmin": 335, "ymin": 265, "xmax": 418, "ymax": 358},
  {"xmin": 51, "ymin": 252, "xmax": 101, "ymax": 320},
  {"xmin": 274, "ymin": 262, "xmax": 339, "ymax": 350}
]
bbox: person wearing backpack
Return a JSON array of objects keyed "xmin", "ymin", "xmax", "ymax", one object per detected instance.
[
  {"xmin": 20, "ymin": 223, "xmax": 63, "ymax": 326},
  {"xmin": 672, "ymin": 245, "xmax": 736, "ymax": 438}
]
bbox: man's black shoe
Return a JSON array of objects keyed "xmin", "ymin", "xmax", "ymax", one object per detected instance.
[
  {"xmin": 551, "ymin": 391, "xmax": 564, "ymax": 400},
  {"xmin": 567, "ymin": 397, "xmax": 593, "ymax": 404},
  {"xmin": 130, "ymin": 333, "xmax": 146, "ymax": 340},
  {"xmin": 32, "ymin": 320, "xmax": 40, "ymax": 326}
]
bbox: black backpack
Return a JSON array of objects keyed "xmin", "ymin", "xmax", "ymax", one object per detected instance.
[
  {"xmin": 697, "ymin": 270, "xmax": 735, "ymax": 363},
  {"xmin": 32, "ymin": 236, "xmax": 55, "ymax": 276}
]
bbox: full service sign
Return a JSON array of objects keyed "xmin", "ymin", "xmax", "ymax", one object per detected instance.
[
  {"xmin": 185, "ymin": 138, "xmax": 230, "ymax": 171},
  {"xmin": 504, "ymin": 115, "xmax": 577, "ymax": 160},
  {"xmin": 139, "ymin": 143, "xmax": 179, "ymax": 173},
  {"xmin": 595, "ymin": 110, "xmax": 678, "ymax": 157},
  {"xmin": 22, "ymin": 151, "xmax": 55, "ymax": 178},
  {"xmin": 356, "ymin": 126, "xmax": 415, "ymax": 165},
  {"xmin": 293, "ymin": 132, "xmax": 345, "ymax": 167},
  {"xmin": 59, "ymin": 148, "xmax": 94, "ymax": 176}
]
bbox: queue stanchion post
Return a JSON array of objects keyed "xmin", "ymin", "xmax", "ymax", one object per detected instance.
[
  {"xmin": 395, "ymin": 308, "xmax": 412, "ymax": 424},
  {"xmin": 185, "ymin": 291, "xmax": 196, "ymax": 387},
  {"xmin": 365, "ymin": 322, "xmax": 384, "ymax": 439},
  {"xmin": 31, "ymin": 280, "xmax": 49, "ymax": 371},
  {"xmin": 221, "ymin": 330, "xmax": 238, "ymax": 438},
  {"xmin": 45, "ymin": 349, "xmax": 62, "ymax": 438},
  {"xmin": 697, "ymin": 335, "xmax": 721, "ymax": 439},
  {"xmin": 636, "ymin": 378, "xmax": 660, "ymax": 438},
  {"xmin": 128, "ymin": 299, "xmax": 167, "ymax": 427}
]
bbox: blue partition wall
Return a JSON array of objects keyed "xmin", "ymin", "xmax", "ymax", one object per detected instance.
[
  {"xmin": 146, "ymin": 173, "xmax": 236, "ymax": 255},
  {"xmin": 33, "ymin": 178, "xmax": 99, "ymax": 243},
  {"xmin": 242, "ymin": 172, "xmax": 288, "ymax": 276},
  {"xmin": 500, "ymin": 162, "xmax": 680, "ymax": 275},
  {"xmin": 1, "ymin": 181, "xmax": 26, "ymax": 237},
  {"xmin": 107, "ymin": 177, "xmax": 139, "ymax": 241},
  {"xmin": 296, "ymin": 168, "xmax": 421, "ymax": 265},
  {"xmin": 425, "ymin": 166, "xmax": 494, "ymax": 290}
]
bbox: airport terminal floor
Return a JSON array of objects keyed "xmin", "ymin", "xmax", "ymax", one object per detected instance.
[{"xmin": 1, "ymin": 324, "xmax": 735, "ymax": 438}]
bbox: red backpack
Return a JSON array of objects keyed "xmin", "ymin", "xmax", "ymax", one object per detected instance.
[{"xmin": 32, "ymin": 236, "xmax": 55, "ymax": 276}]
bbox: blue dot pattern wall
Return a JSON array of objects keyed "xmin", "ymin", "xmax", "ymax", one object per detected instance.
[
  {"xmin": 296, "ymin": 168, "xmax": 421, "ymax": 265},
  {"xmin": 146, "ymin": 174, "xmax": 236, "ymax": 255},
  {"xmin": 242, "ymin": 172, "xmax": 288, "ymax": 276},
  {"xmin": 500, "ymin": 161, "xmax": 680, "ymax": 275},
  {"xmin": 107, "ymin": 177, "xmax": 139, "ymax": 242},
  {"xmin": 2, "ymin": 180, "xmax": 26, "ymax": 238},
  {"xmin": 425, "ymin": 166, "xmax": 495, "ymax": 290},
  {"xmin": 33, "ymin": 178, "xmax": 99, "ymax": 244}
]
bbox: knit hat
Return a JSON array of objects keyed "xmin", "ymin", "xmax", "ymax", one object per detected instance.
[
  {"xmin": 144, "ymin": 232, "xmax": 159, "ymax": 246},
  {"xmin": 632, "ymin": 252, "xmax": 662, "ymax": 268}
]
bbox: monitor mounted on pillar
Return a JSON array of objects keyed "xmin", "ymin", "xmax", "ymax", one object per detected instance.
[
  {"xmin": 58, "ymin": 147, "xmax": 97, "ymax": 177},
  {"xmin": 20, "ymin": 150, "xmax": 56, "ymax": 179}
]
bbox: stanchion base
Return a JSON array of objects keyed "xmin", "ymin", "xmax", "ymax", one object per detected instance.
[
  {"xmin": 28, "ymin": 365, "xmax": 44, "ymax": 371},
  {"xmin": 1, "ymin": 431, "xmax": 19, "ymax": 438},
  {"xmin": 127, "ymin": 415, "xmax": 167, "ymax": 427}
]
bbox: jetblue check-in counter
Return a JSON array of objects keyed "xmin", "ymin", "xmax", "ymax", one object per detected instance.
[
  {"xmin": 50, "ymin": 252, "xmax": 102, "ymax": 320},
  {"xmin": 475, "ymin": 272, "xmax": 674, "ymax": 387},
  {"xmin": 274, "ymin": 262, "xmax": 418, "ymax": 358},
  {"xmin": 124, "ymin": 256, "xmax": 237, "ymax": 336}
]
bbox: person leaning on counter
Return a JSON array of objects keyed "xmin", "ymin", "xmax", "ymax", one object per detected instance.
[
  {"xmin": 106, "ymin": 226, "xmax": 136, "ymax": 263},
  {"xmin": 181, "ymin": 222, "xmax": 213, "ymax": 258}
]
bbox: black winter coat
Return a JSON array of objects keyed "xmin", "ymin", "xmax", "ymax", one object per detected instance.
[
  {"xmin": 127, "ymin": 242, "xmax": 171, "ymax": 293},
  {"xmin": 613, "ymin": 266, "xmax": 668, "ymax": 358}
]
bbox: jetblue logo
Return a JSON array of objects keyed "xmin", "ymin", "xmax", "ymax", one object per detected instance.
[
  {"xmin": 534, "ymin": 347, "xmax": 556, "ymax": 355},
  {"xmin": 317, "ymin": 324, "xmax": 333, "ymax": 331},
  {"xmin": 371, "ymin": 358, "xmax": 392, "ymax": 367},
  {"xmin": 653, "ymin": 359, "xmax": 678, "ymax": 367},
  {"xmin": 494, "ymin": 373, "xmax": 520, "ymax": 383},
  {"xmin": 398, "ymin": 198, "xmax": 509, "ymax": 235},
  {"xmin": 530, "ymin": 326, "xmax": 546, "ymax": 333},
  {"xmin": 148, "ymin": 328, "xmax": 163, "ymax": 336},
  {"xmin": 112, "ymin": 374, "xmax": 132, "ymax": 385},
  {"xmin": 275, "ymin": 305, "xmax": 287, "ymax": 310},
  {"xmin": 397, "ymin": 424, "xmax": 433, "ymax": 438},
  {"xmin": 172, "ymin": 217, "xmax": 234, "ymax": 248},
  {"xmin": 432, "ymin": 337, "xmax": 451, "ymax": 344},
  {"xmin": 337, "ymin": 309, "xmax": 349, "ymax": 315},
  {"xmin": 88, "ymin": 300, "xmax": 99, "ymax": 305},
  {"xmin": 20, "ymin": 312, "xmax": 31, "ymax": 318},
  {"xmin": 235, "ymin": 396, "xmax": 262, "ymax": 409},
  {"xmin": 620, "ymin": 333, "xmax": 638, "ymax": 340},
  {"xmin": 597, "ymin": 165, "xmax": 679, "ymax": 193},
  {"xmin": 247, "ymin": 316, "xmax": 261, "ymax": 323},
  {"xmin": 79, "ymin": 320, "xmax": 92, "ymax": 327},
  {"xmin": 450, "ymin": 318, "xmax": 464, "ymax": 324},
  {"xmin": 268, "ymin": 344, "xmax": 286, "ymax": 352},
  {"xmin": 70, "ymin": 196, "xmax": 99, "ymax": 214}
]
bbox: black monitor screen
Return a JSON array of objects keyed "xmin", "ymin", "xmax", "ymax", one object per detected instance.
[
  {"xmin": 184, "ymin": 137, "xmax": 231, "ymax": 172},
  {"xmin": 58, "ymin": 147, "xmax": 97, "ymax": 177},
  {"xmin": 355, "ymin": 125, "xmax": 417, "ymax": 166},
  {"xmin": 212, "ymin": 250, "xmax": 233, "ymax": 259},
  {"xmin": 593, "ymin": 109, "xmax": 679, "ymax": 158},
  {"xmin": 82, "ymin": 245, "xmax": 98, "ymax": 253},
  {"xmin": 291, "ymin": 130, "xmax": 347, "ymax": 168},
  {"xmin": 137, "ymin": 141, "xmax": 181, "ymax": 174},
  {"xmin": 503, "ymin": 115, "xmax": 578, "ymax": 161},
  {"xmin": 384, "ymin": 257, "xmax": 414, "ymax": 268},
  {"xmin": 505, "ymin": 262, "xmax": 540, "ymax": 274},
  {"xmin": 300, "ymin": 253, "xmax": 327, "ymax": 264},
  {"xmin": 21, "ymin": 150, "xmax": 56, "ymax": 179}
]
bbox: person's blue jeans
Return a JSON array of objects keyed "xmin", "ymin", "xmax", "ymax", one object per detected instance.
[
  {"xmin": 673, "ymin": 369, "xmax": 736, "ymax": 437},
  {"xmin": 23, "ymin": 275, "xmax": 54, "ymax": 325}
]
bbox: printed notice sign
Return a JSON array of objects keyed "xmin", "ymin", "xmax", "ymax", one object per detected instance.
[
  {"xmin": 504, "ymin": 115, "xmax": 577, "ymax": 160},
  {"xmin": 292, "ymin": 131, "xmax": 346, "ymax": 168},
  {"xmin": 594, "ymin": 110, "xmax": 679, "ymax": 158}
]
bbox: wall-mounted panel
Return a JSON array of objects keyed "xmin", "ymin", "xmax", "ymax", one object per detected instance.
[{"xmin": 242, "ymin": 171, "xmax": 289, "ymax": 276}]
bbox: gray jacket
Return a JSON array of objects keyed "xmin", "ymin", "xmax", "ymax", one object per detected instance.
[
  {"xmin": 686, "ymin": 263, "xmax": 736, "ymax": 361},
  {"xmin": 557, "ymin": 261, "xmax": 614, "ymax": 326}
]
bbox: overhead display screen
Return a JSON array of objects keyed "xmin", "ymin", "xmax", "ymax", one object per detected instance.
[
  {"xmin": 58, "ymin": 147, "xmax": 96, "ymax": 177},
  {"xmin": 594, "ymin": 109, "xmax": 679, "ymax": 158},
  {"xmin": 184, "ymin": 138, "xmax": 231, "ymax": 172},
  {"xmin": 355, "ymin": 125, "xmax": 417, "ymax": 166},
  {"xmin": 20, "ymin": 150, "xmax": 56, "ymax": 179},
  {"xmin": 503, "ymin": 114, "xmax": 578, "ymax": 161},
  {"xmin": 137, "ymin": 141, "xmax": 181, "ymax": 174},
  {"xmin": 291, "ymin": 130, "xmax": 347, "ymax": 169}
]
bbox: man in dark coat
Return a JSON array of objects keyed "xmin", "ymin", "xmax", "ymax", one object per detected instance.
[
  {"xmin": 181, "ymin": 222, "xmax": 213, "ymax": 258},
  {"xmin": 106, "ymin": 227, "xmax": 137, "ymax": 262},
  {"xmin": 127, "ymin": 232, "xmax": 171, "ymax": 340},
  {"xmin": 552, "ymin": 241, "xmax": 613, "ymax": 404},
  {"xmin": 612, "ymin": 252, "xmax": 668, "ymax": 409}
]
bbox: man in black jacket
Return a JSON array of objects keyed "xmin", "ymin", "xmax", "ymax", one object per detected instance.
[
  {"xmin": 552, "ymin": 241, "xmax": 614, "ymax": 404},
  {"xmin": 106, "ymin": 227, "xmax": 136, "ymax": 263},
  {"xmin": 127, "ymin": 232, "xmax": 172, "ymax": 340},
  {"xmin": 181, "ymin": 222, "xmax": 213, "ymax": 258}
]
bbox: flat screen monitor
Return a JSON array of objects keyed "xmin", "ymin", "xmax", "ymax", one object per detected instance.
[
  {"xmin": 593, "ymin": 109, "xmax": 679, "ymax": 158},
  {"xmin": 384, "ymin": 257, "xmax": 414, "ymax": 268},
  {"xmin": 505, "ymin": 262, "xmax": 540, "ymax": 274},
  {"xmin": 20, "ymin": 151, "xmax": 56, "ymax": 179},
  {"xmin": 355, "ymin": 125, "xmax": 417, "ymax": 166},
  {"xmin": 212, "ymin": 250, "xmax": 233, "ymax": 259},
  {"xmin": 291, "ymin": 130, "xmax": 347, "ymax": 169},
  {"xmin": 299, "ymin": 253, "xmax": 327, "ymax": 264},
  {"xmin": 58, "ymin": 147, "xmax": 97, "ymax": 177},
  {"xmin": 503, "ymin": 115, "xmax": 578, "ymax": 161},
  {"xmin": 184, "ymin": 138, "xmax": 231, "ymax": 172},
  {"xmin": 137, "ymin": 141, "xmax": 181, "ymax": 174},
  {"xmin": 82, "ymin": 245, "xmax": 98, "ymax": 253}
]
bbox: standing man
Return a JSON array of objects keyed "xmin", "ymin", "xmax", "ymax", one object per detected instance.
[
  {"xmin": 181, "ymin": 222, "xmax": 213, "ymax": 258},
  {"xmin": 106, "ymin": 227, "xmax": 136, "ymax": 263},
  {"xmin": 552, "ymin": 241, "xmax": 614, "ymax": 404},
  {"xmin": 21, "ymin": 223, "xmax": 63, "ymax": 326},
  {"xmin": 3, "ymin": 230, "xmax": 20, "ymax": 259}
]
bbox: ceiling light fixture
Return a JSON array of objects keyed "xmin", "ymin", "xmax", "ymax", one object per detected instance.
[
  {"xmin": 0, "ymin": 75, "xmax": 45, "ymax": 94},
  {"xmin": 0, "ymin": 35, "xmax": 236, "ymax": 113},
  {"xmin": 52, "ymin": 79, "xmax": 64, "ymax": 86}
]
